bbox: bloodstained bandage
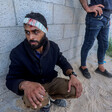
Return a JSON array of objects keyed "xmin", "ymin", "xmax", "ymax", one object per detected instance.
[{"xmin": 23, "ymin": 18, "xmax": 47, "ymax": 34}]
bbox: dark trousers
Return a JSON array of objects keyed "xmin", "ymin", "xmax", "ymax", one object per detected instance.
[
  {"xmin": 23, "ymin": 77, "xmax": 76, "ymax": 109},
  {"xmin": 81, "ymin": 13, "xmax": 110, "ymax": 66}
]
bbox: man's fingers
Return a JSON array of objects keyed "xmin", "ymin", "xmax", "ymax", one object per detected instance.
[
  {"xmin": 97, "ymin": 7, "xmax": 103, "ymax": 16},
  {"xmin": 34, "ymin": 86, "xmax": 46, "ymax": 97},
  {"xmin": 33, "ymin": 89, "xmax": 45, "ymax": 102},
  {"xmin": 75, "ymin": 88, "xmax": 81, "ymax": 98},
  {"xmin": 75, "ymin": 84, "xmax": 79, "ymax": 98},
  {"xmin": 89, "ymin": 4, "xmax": 104, "ymax": 16},
  {"xmin": 94, "ymin": 7, "xmax": 103, "ymax": 16},
  {"xmin": 28, "ymin": 96, "xmax": 37, "ymax": 109},
  {"xmin": 36, "ymin": 93, "xmax": 44, "ymax": 102},
  {"xmin": 96, "ymin": 4, "xmax": 104, "ymax": 16},
  {"xmin": 32, "ymin": 95, "xmax": 42, "ymax": 107},
  {"xmin": 76, "ymin": 92, "xmax": 82, "ymax": 98},
  {"xmin": 39, "ymin": 88, "xmax": 46, "ymax": 96},
  {"xmin": 94, "ymin": 10, "xmax": 98, "ymax": 17},
  {"xmin": 36, "ymin": 83, "xmax": 45, "ymax": 92},
  {"xmin": 40, "ymin": 85, "xmax": 46, "ymax": 92},
  {"xmin": 68, "ymin": 81, "xmax": 71, "ymax": 92},
  {"xmin": 97, "ymin": 4, "xmax": 104, "ymax": 8},
  {"xmin": 75, "ymin": 83, "xmax": 82, "ymax": 98}
]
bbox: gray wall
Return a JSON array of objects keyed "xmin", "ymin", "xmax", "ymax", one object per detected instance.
[{"xmin": 0, "ymin": 0, "xmax": 86, "ymax": 111}]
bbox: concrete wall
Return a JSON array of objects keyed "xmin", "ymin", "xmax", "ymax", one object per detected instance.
[{"xmin": 0, "ymin": 0, "xmax": 86, "ymax": 111}]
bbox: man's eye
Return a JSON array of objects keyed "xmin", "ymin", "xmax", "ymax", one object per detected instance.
[
  {"xmin": 34, "ymin": 31, "xmax": 39, "ymax": 34},
  {"xmin": 25, "ymin": 31, "xmax": 30, "ymax": 35}
]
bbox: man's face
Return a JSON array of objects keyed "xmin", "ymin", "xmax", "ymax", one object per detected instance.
[{"xmin": 24, "ymin": 24, "xmax": 45, "ymax": 48}]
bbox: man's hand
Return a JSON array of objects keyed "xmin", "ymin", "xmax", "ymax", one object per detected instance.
[
  {"xmin": 68, "ymin": 75, "xmax": 83, "ymax": 98},
  {"xmin": 79, "ymin": 0, "xmax": 104, "ymax": 17},
  {"xmin": 86, "ymin": 4, "xmax": 104, "ymax": 16},
  {"xmin": 20, "ymin": 81, "xmax": 46, "ymax": 109}
]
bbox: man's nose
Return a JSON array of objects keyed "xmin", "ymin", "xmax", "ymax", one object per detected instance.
[{"xmin": 29, "ymin": 34, "xmax": 34, "ymax": 40}]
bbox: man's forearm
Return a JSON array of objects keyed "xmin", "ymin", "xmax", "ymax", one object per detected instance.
[{"xmin": 79, "ymin": 0, "xmax": 89, "ymax": 12}]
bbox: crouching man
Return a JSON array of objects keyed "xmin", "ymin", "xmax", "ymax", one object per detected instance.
[{"xmin": 6, "ymin": 12, "xmax": 83, "ymax": 112}]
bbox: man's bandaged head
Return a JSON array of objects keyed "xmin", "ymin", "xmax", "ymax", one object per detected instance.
[{"xmin": 23, "ymin": 12, "xmax": 48, "ymax": 33}]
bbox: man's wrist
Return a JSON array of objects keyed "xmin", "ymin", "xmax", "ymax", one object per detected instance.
[
  {"xmin": 85, "ymin": 6, "xmax": 90, "ymax": 12},
  {"xmin": 69, "ymin": 72, "xmax": 77, "ymax": 78}
]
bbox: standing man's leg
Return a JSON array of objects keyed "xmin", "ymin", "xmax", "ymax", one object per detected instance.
[
  {"xmin": 80, "ymin": 14, "xmax": 103, "ymax": 79},
  {"xmin": 95, "ymin": 17, "xmax": 112, "ymax": 77}
]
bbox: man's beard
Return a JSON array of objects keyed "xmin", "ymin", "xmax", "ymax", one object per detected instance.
[{"xmin": 28, "ymin": 35, "xmax": 47, "ymax": 50}]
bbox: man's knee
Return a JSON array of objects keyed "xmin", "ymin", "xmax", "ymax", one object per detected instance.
[
  {"xmin": 48, "ymin": 77, "xmax": 76, "ymax": 99},
  {"xmin": 65, "ymin": 86, "xmax": 76, "ymax": 98}
]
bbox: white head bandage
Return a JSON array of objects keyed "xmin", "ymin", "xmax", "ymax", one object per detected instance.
[{"xmin": 23, "ymin": 18, "xmax": 47, "ymax": 34}]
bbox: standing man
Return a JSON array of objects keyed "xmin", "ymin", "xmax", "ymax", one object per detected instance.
[
  {"xmin": 6, "ymin": 12, "xmax": 82, "ymax": 112},
  {"xmin": 79, "ymin": 0, "xmax": 112, "ymax": 79}
]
